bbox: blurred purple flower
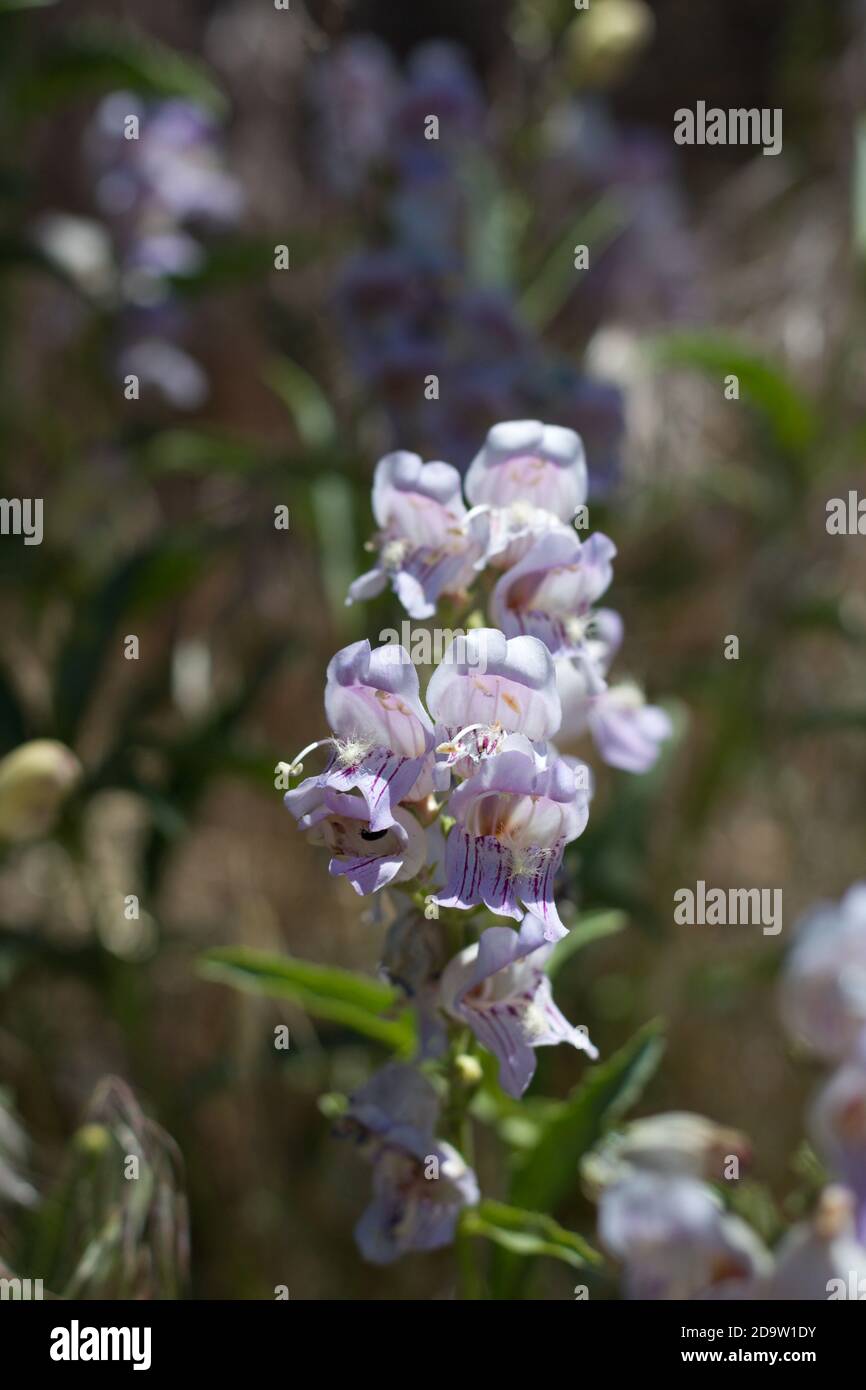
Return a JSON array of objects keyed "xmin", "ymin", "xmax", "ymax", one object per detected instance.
[
  {"xmin": 338, "ymin": 1065, "xmax": 478, "ymax": 1264},
  {"xmin": 780, "ymin": 882, "xmax": 866, "ymax": 1062},
  {"xmin": 598, "ymin": 1172, "xmax": 771, "ymax": 1300},
  {"xmin": 809, "ymin": 1037, "xmax": 866, "ymax": 1240}
]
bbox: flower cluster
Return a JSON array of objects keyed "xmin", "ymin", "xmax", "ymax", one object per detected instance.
[
  {"xmin": 85, "ymin": 92, "xmax": 243, "ymax": 409},
  {"xmin": 780, "ymin": 883, "xmax": 866, "ymax": 1242},
  {"xmin": 313, "ymin": 36, "xmax": 625, "ymax": 477},
  {"xmin": 580, "ymin": 883, "xmax": 866, "ymax": 1300},
  {"xmin": 283, "ymin": 420, "xmax": 670, "ymax": 1263},
  {"xmin": 584, "ymin": 1112, "xmax": 866, "ymax": 1300}
]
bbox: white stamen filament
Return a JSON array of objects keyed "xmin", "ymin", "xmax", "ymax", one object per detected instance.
[
  {"xmin": 285, "ymin": 737, "xmax": 334, "ymax": 778},
  {"xmin": 286, "ymin": 731, "xmax": 381, "ymax": 779}
]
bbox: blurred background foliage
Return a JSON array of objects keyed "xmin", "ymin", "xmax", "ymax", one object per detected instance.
[{"xmin": 0, "ymin": 0, "xmax": 864, "ymax": 1298}]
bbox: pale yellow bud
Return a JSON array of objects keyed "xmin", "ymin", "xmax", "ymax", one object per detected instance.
[
  {"xmin": 0, "ymin": 739, "xmax": 82, "ymax": 842},
  {"xmin": 453, "ymin": 1054, "xmax": 483, "ymax": 1087},
  {"xmin": 566, "ymin": 0, "xmax": 654, "ymax": 87}
]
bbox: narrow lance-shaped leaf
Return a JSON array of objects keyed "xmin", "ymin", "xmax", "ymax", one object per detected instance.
[
  {"xmin": 199, "ymin": 946, "xmax": 416, "ymax": 1055},
  {"xmin": 461, "ymin": 1200, "xmax": 603, "ymax": 1272},
  {"xmin": 647, "ymin": 330, "xmax": 817, "ymax": 459}
]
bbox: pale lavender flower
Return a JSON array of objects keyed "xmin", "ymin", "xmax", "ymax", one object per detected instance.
[
  {"xmin": 556, "ymin": 653, "xmax": 671, "ymax": 774},
  {"xmin": 598, "ymin": 1172, "xmax": 771, "ymax": 1301},
  {"xmin": 283, "ymin": 786, "xmax": 426, "ymax": 895},
  {"xmin": 809, "ymin": 1037, "xmax": 866, "ymax": 1239},
  {"xmin": 582, "ymin": 1113, "xmax": 752, "ymax": 1197},
  {"xmin": 310, "ymin": 36, "xmax": 398, "ymax": 195},
  {"xmin": 90, "ymin": 93, "xmax": 242, "ymax": 228},
  {"xmin": 767, "ymin": 1186, "xmax": 866, "ymax": 1300},
  {"xmin": 587, "ymin": 682, "xmax": 673, "ymax": 774},
  {"xmin": 440, "ymin": 916, "xmax": 597, "ymax": 1097},
  {"xmin": 357, "ymin": 1143, "xmax": 478, "ymax": 1264},
  {"xmin": 464, "ymin": 420, "xmax": 587, "ymax": 568},
  {"xmin": 780, "ymin": 882, "xmax": 866, "ymax": 1062},
  {"xmin": 426, "ymin": 629, "xmax": 562, "ymax": 772},
  {"xmin": 318, "ymin": 639, "xmax": 435, "ymax": 829},
  {"xmin": 433, "ymin": 735, "xmax": 590, "ymax": 941},
  {"xmin": 489, "ymin": 531, "xmax": 617, "ymax": 657},
  {"xmin": 117, "ymin": 338, "xmax": 209, "ymax": 410},
  {"xmin": 281, "ymin": 639, "xmax": 435, "ymax": 836},
  {"xmin": 339, "ymin": 1065, "xmax": 479, "ymax": 1264},
  {"xmin": 347, "ymin": 451, "xmax": 488, "ymax": 619}
]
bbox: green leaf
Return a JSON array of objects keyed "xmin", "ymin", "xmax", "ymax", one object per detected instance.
[
  {"xmin": 519, "ymin": 192, "xmax": 626, "ymax": 330},
  {"xmin": 139, "ymin": 429, "xmax": 261, "ymax": 478},
  {"xmin": 15, "ymin": 22, "xmax": 227, "ymax": 116},
  {"xmin": 647, "ymin": 331, "xmax": 817, "ymax": 457},
  {"xmin": 264, "ymin": 358, "xmax": 337, "ymax": 451},
  {"xmin": 509, "ymin": 1018, "xmax": 666, "ymax": 1213},
  {"xmin": 546, "ymin": 908, "xmax": 628, "ymax": 980},
  {"xmin": 464, "ymin": 156, "xmax": 529, "ymax": 291},
  {"xmin": 199, "ymin": 946, "xmax": 416, "ymax": 1054},
  {"xmin": 461, "ymin": 1200, "xmax": 602, "ymax": 1271},
  {"xmin": 309, "ymin": 472, "xmax": 360, "ymax": 634},
  {"xmin": 491, "ymin": 1019, "xmax": 665, "ymax": 1298}
]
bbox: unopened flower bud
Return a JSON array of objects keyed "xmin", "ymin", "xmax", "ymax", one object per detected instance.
[
  {"xmin": 565, "ymin": 0, "xmax": 654, "ymax": 88},
  {"xmin": 0, "ymin": 739, "xmax": 82, "ymax": 842},
  {"xmin": 453, "ymin": 1054, "xmax": 483, "ymax": 1087},
  {"xmin": 74, "ymin": 1122, "xmax": 111, "ymax": 1158}
]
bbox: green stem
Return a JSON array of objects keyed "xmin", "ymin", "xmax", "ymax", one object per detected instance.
[
  {"xmin": 443, "ymin": 1029, "xmax": 484, "ymax": 1298},
  {"xmin": 456, "ymin": 1220, "xmax": 483, "ymax": 1301}
]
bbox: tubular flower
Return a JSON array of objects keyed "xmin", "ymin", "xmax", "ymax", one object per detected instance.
[
  {"xmin": 347, "ymin": 451, "xmax": 488, "ymax": 619},
  {"xmin": 598, "ymin": 1172, "xmax": 771, "ymax": 1301},
  {"xmin": 490, "ymin": 530, "xmax": 616, "ymax": 656},
  {"xmin": 282, "ymin": 638, "xmax": 435, "ymax": 834},
  {"xmin": 780, "ymin": 882, "xmax": 866, "ymax": 1062},
  {"xmin": 284, "ymin": 786, "xmax": 427, "ymax": 896},
  {"xmin": 557, "ymin": 653, "xmax": 671, "ymax": 774},
  {"xmin": 582, "ymin": 1112, "xmax": 752, "ymax": 1197},
  {"xmin": 427, "ymin": 629, "xmax": 561, "ymax": 775},
  {"xmin": 433, "ymin": 736, "xmax": 590, "ymax": 941},
  {"xmin": 809, "ymin": 1038, "xmax": 866, "ymax": 1239},
  {"xmin": 464, "ymin": 420, "xmax": 587, "ymax": 569},
  {"xmin": 440, "ymin": 916, "xmax": 597, "ymax": 1097},
  {"xmin": 337, "ymin": 1065, "xmax": 479, "ymax": 1264},
  {"xmin": 767, "ymin": 1186, "xmax": 866, "ymax": 1300}
]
